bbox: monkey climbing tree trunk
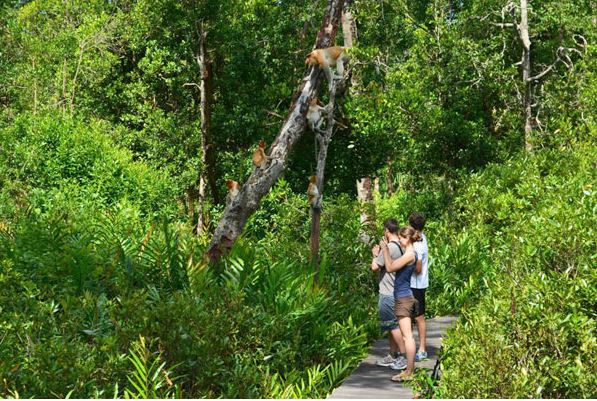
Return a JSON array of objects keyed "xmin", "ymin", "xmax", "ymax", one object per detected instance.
[
  {"xmin": 196, "ymin": 28, "xmax": 219, "ymax": 235},
  {"xmin": 310, "ymin": 0, "xmax": 356, "ymax": 280},
  {"xmin": 310, "ymin": 78, "xmax": 340, "ymax": 279},
  {"xmin": 206, "ymin": 0, "xmax": 346, "ymax": 261}
]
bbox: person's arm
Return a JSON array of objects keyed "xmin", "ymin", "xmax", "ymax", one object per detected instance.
[
  {"xmin": 415, "ymin": 258, "xmax": 422, "ymax": 274},
  {"xmin": 371, "ymin": 244, "xmax": 381, "ymax": 272},
  {"xmin": 371, "ymin": 259, "xmax": 380, "ymax": 272},
  {"xmin": 381, "ymin": 239, "xmax": 415, "ymax": 273}
]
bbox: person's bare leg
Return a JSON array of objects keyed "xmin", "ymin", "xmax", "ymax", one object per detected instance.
[
  {"xmin": 389, "ymin": 331, "xmax": 397, "ymax": 355},
  {"xmin": 415, "ymin": 315, "xmax": 426, "ymax": 353},
  {"xmin": 397, "ymin": 316, "xmax": 415, "ymax": 375},
  {"xmin": 390, "ymin": 327, "xmax": 405, "ymax": 354}
]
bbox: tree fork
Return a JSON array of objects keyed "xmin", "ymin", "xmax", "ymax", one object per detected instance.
[
  {"xmin": 310, "ymin": 0, "xmax": 356, "ymax": 280},
  {"xmin": 206, "ymin": 0, "xmax": 346, "ymax": 262}
]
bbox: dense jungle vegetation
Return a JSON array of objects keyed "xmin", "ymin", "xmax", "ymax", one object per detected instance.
[{"xmin": 0, "ymin": 0, "xmax": 595, "ymax": 398}]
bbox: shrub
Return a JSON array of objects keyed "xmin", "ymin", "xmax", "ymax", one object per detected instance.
[{"xmin": 427, "ymin": 141, "xmax": 597, "ymax": 398}]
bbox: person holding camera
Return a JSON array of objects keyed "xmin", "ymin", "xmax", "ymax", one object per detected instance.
[{"xmin": 371, "ymin": 219, "xmax": 407, "ymax": 371}]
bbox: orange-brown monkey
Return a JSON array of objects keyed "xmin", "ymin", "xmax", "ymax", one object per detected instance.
[
  {"xmin": 226, "ymin": 180, "xmax": 240, "ymax": 205},
  {"xmin": 306, "ymin": 98, "xmax": 328, "ymax": 133},
  {"xmin": 307, "ymin": 175, "xmax": 320, "ymax": 207},
  {"xmin": 252, "ymin": 140, "xmax": 270, "ymax": 169},
  {"xmin": 305, "ymin": 46, "xmax": 347, "ymax": 89}
]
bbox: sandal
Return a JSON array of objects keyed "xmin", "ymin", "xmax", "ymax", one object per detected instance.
[{"xmin": 391, "ymin": 372, "xmax": 412, "ymax": 382}]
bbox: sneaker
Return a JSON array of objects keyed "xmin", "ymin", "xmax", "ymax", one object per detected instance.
[
  {"xmin": 390, "ymin": 356, "xmax": 407, "ymax": 370},
  {"xmin": 376, "ymin": 354, "xmax": 397, "ymax": 367},
  {"xmin": 391, "ymin": 372, "xmax": 412, "ymax": 382},
  {"xmin": 415, "ymin": 351, "xmax": 428, "ymax": 361}
]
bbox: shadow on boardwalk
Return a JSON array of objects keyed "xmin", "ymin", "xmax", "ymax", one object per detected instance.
[{"xmin": 328, "ymin": 316, "xmax": 457, "ymax": 399}]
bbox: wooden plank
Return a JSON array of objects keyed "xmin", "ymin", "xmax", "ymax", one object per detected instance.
[{"xmin": 328, "ymin": 316, "xmax": 457, "ymax": 399}]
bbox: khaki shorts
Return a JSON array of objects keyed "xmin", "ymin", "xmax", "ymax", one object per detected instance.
[{"xmin": 394, "ymin": 295, "xmax": 418, "ymax": 318}]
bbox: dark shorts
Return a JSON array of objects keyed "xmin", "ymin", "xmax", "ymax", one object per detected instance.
[
  {"xmin": 378, "ymin": 294, "xmax": 399, "ymax": 331},
  {"xmin": 394, "ymin": 295, "xmax": 418, "ymax": 319},
  {"xmin": 412, "ymin": 288, "xmax": 426, "ymax": 317}
]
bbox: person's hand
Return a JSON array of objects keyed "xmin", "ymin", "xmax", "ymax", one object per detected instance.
[
  {"xmin": 372, "ymin": 245, "xmax": 380, "ymax": 257},
  {"xmin": 380, "ymin": 237, "xmax": 388, "ymax": 249}
]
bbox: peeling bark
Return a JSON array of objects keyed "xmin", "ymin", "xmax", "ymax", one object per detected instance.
[
  {"xmin": 341, "ymin": 0, "xmax": 357, "ymax": 48},
  {"xmin": 206, "ymin": 0, "xmax": 346, "ymax": 262}
]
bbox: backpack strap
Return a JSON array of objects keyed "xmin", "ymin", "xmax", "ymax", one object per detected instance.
[{"xmin": 388, "ymin": 240, "xmax": 404, "ymax": 256}]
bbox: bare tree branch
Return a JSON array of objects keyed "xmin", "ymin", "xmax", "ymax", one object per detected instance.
[
  {"xmin": 491, "ymin": 22, "xmax": 515, "ymax": 28},
  {"xmin": 527, "ymin": 46, "xmax": 583, "ymax": 81}
]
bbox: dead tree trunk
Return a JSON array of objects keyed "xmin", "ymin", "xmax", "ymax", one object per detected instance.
[
  {"xmin": 309, "ymin": 0, "xmax": 356, "ymax": 278},
  {"xmin": 500, "ymin": 0, "xmax": 583, "ymax": 151},
  {"xmin": 519, "ymin": 0, "xmax": 533, "ymax": 152},
  {"xmin": 356, "ymin": 177, "xmax": 374, "ymax": 245},
  {"xmin": 206, "ymin": 0, "xmax": 345, "ymax": 261},
  {"xmin": 341, "ymin": 0, "xmax": 357, "ymax": 48},
  {"xmin": 310, "ymin": 77, "xmax": 340, "ymax": 280},
  {"xmin": 188, "ymin": 28, "xmax": 221, "ymax": 234},
  {"xmin": 196, "ymin": 28, "xmax": 219, "ymax": 235}
]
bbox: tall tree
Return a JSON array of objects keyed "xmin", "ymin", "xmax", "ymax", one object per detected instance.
[
  {"xmin": 194, "ymin": 27, "xmax": 219, "ymax": 234},
  {"xmin": 519, "ymin": 0, "xmax": 533, "ymax": 151},
  {"xmin": 310, "ymin": 74, "xmax": 343, "ymax": 278},
  {"xmin": 496, "ymin": 0, "xmax": 588, "ymax": 151},
  {"xmin": 310, "ymin": 0, "xmax": 356, "ymax": 276},
  {"xmin": 206, "ymin": 0, "xmax": 346, "ymax": 261}
]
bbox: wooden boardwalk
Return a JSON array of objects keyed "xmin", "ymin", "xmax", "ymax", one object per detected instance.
[{"xmin": 328, "ymin": 316, "xmax": 457, "ymax": 399}]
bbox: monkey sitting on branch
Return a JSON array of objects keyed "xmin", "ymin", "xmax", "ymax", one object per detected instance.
[
  {"xmin": 225, "ymin": 180, "xmax": 240, "ymax": 206},
  {"xmin": 252, "ymin": 140, "xmax": 271, "ymax": 170}
]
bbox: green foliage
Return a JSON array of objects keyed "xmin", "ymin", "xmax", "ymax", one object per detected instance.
[
  {"xmin": 0, "ymin": 113, "xmax": 178, "ymax": 217},
  {"xmin": 1, "ymin": 0, "xmax": 595, "ymax": 398},
  {"xmin": 265, "ymin": 359, "xmax": 354, "ymax": 398},
  {"xmin": 124, "ymin": 336, "xmax": 180, "ymax": 399},
  {"xmin": 424, "ymin": 140, "xmax": 597, "ymax": 397},
  {"xmin": 0, "ymin": 132, "xmax": 377, "ymax": 398}
]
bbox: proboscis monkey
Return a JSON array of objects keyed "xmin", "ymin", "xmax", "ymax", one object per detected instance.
[
  {"xmin": 252, "ymin": 140, "xmax": 270, "ymax": 169},
  {"xmin": 226, "ymin": 180, "xmax": 240, "ymax": 205},
  {"xmin": 307, "ymin": 175, "xmax": 320, "ymax": 207},
  {"xmin": 305, "ymin": 46, "xmax": 347, "ymax": 89},
  {"xmin": 306, "ymin": 98, "xmax": 328, "ymax": 133}
]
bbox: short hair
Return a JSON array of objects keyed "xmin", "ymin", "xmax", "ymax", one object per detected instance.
[
  {"xmin": 383, "ymin": 218, "xmax": 399, "ymax": 234},
  {"xmin": 408, "ymin": 212, "xmax": 426, "ymax": 231}
]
